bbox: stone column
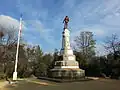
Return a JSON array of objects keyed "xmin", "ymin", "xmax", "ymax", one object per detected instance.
[{"xmin": 60, "ymin": 29, "xmax": 72, "ymax": 56}]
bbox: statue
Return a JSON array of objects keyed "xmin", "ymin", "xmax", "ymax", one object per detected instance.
[
  {"xmin": 0, "ymin": 31, "xmax": 4, "ymax": 38},
  {"xmin": 63, "ymin": 16, "xmax": 69, "ymax": 29}
]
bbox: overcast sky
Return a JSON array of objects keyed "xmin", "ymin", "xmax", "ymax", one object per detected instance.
[{"xmin": 0, "ymin": 0, "xmax": 120, "ymax": 55}]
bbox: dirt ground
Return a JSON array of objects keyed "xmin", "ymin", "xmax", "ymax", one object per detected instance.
[
  {"xmin": 2, "ymin": 78, "xmax": 120, "ymax": 90},
  {"xmin": 0, "ymin": 81, "xmax": 8, "ymax": 90}
]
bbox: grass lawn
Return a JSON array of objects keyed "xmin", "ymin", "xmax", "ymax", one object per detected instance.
[
  {"xmin": 3, "ymin": 78, "xmax": 120, "ymax": 90},
  {"xmin": 0, "ymin": 79, "xmax": 5, "ymax": 82},
  {"xmin": 0, "ymin": 79, "xmax": 6, "ymax": 90}
]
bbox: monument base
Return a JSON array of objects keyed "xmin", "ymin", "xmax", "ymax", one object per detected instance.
[
  {"xmin": 49, "ymin": 68, "xmax": 85, "ymax": 79},
  {"xmin": 13, "ymin": 72, "xmax": 17, "ymax": 80}
]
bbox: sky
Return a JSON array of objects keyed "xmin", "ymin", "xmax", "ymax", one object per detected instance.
[{"xmin": 0, "ymin": 0, "xmax": 120, "ymax": 55}]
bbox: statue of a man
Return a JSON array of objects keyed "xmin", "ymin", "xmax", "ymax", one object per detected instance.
[{"xmin": 63, "ymin": 16, "xmax": 69, "ymax": 29}]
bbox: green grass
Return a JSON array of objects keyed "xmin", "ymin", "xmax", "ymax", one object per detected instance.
[{"xmin": 0, "ymin": 79, "xmax": 5, "ymax": 82}]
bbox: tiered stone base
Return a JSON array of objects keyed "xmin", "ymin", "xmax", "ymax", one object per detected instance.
[{"xmin": 49, "ymin": 68, "xmax": 85, "ymax": 79}]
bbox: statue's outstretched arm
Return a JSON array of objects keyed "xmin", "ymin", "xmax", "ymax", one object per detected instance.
[{"xmin": 63, "ymin": 19, "xmax": 64, "ymax": 23}]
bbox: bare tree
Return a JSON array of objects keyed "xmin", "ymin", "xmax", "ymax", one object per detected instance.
[
  {"xmin": 0, "ymin": 26, "xmax": 17, "ymax": 74},
  {"xmin": 74, "ymin": 31, "xmax": 96, "ymax": 61},
  {"xmin": 104, "ymin": 34, "xmax": 120, "ymax": 60}
]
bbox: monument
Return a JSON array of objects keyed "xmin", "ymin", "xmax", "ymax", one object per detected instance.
[{"xmin": 49, "ymin": 16, "xmax": 85, "ymax": 79}]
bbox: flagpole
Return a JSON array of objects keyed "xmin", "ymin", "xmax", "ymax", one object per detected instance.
[{"xmin": 13, "ymin": 15, "xmax": 22, "ymax": 80}]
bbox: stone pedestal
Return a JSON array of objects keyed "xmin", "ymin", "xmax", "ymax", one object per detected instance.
[
  {"xmin": 13, "ymin": 72, "xmax": 17, "ymax": 80},
  {"xmin": 49, "ymin": 29, "xmax": 85, "ymax": 79}
]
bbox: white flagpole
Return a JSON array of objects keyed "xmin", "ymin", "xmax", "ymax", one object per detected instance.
[{"xmin": 13, "ymin": 15, "xmax": 22, "ymax": 80}]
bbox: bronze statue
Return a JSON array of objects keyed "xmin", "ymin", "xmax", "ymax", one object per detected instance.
[
  {"xmin": 0, "ymin": 31, "xmax": 4, "ymax": 38},
  {"xmin": 63, "ymin": 16, "xmax": 69, "ymax": 29}
]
